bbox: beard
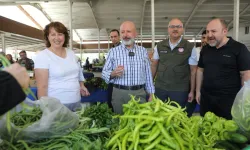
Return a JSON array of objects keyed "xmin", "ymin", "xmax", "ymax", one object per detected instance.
[
  {"xmin": 122, "ymin": 38, "xmax": 135, "ymax": 46},
  {"xmin": 201, "ymin": 42, "xmax": 207, "ymax": 46},
  {"xmin": 208, "ymin": 38, "xmax": 220, "ymax": 47}
]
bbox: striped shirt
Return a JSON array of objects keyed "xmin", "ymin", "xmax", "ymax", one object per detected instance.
[{"xmin": 102, "ymin": 43, "xmax": 155, "ymax": 94}]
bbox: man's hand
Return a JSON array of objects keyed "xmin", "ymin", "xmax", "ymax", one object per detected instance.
[
  {"xmin": 188, "ymin": 91, "xmax": 194, "ymax": 102},
  {"xmin": 4, "ymin": 63, "xmax": 29, "ymax": 89},
  {"xmin": 148, "ymin": 94, "xmax": 153, "ymax": 102},
  {"xmin": 196, "ymin": 91, "xmax": 201, "ymax": 104},
  {"xmin": 111, "ymin": 65, "xmax": 124, "ymax": 78}
]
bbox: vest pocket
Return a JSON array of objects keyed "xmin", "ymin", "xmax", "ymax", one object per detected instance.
[
  {"xmin": 158, "ymin": 62, "xmax": 167, "ymax": 72},
  {"xmin": 172, "ymin": 64, "xmax": 190, "ymax": 83},
  {"xmin": 157, "ymin": 62, "xmax": 167, "ymax": 80}
]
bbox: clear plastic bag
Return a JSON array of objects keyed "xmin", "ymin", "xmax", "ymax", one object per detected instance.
[
  {"xmin": 232, "ymin": 80, "xmax": 250, "ymax": 138},
  {"xmin": 0, "ymin": 97, "xmax": 79, "ymax": 142}
]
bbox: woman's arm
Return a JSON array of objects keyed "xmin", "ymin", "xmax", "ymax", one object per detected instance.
[{"xmin": 35, "ymin": 69, "xmax": 49, "ymax": 99}]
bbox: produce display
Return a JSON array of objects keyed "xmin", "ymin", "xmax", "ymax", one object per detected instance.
[
  {"xmin": 0, "ymin": 103, "xmax": 114, "ymax": 150},
  {"xmin": 84, "ymin": 77, "xmax": 108, "ymax": 90},
  {"xmin": 0, "ymin": 97, "xmax": 80, "ymax": 145},
  {"xmin": 1, "ymin": 95, "xmax": 249, "ymax": 150},
  {"xmin": 106, "ymin": 96, "xmax": 249, "ymax": 150},
  {"xmin": 81, "ymin": 102, "xmax": 117, "ymax": 128}
]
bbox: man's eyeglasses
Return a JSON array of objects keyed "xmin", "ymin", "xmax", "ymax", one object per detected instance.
[{"xmin": 168, "ymin": 25, "xmax": 183, "ymax": 29}]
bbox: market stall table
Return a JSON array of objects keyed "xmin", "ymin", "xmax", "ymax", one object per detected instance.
[
  {"xmin": 81, "ymin": 88, "xmax": 108, "ymax": 103},
  {"xmin": 28, "ymin": 87, "xmax": 108, "ymax": 103},
  {"xmin": 28, "ymin": 87, "xmax": 37, "ymax": 100},
  {"xmin": 92, "ymin": 66, "xmax": 103, "ymax": 72},
  {"xmin": 83, "ymin": 72, "xmax": 94, "ymax": 79}
]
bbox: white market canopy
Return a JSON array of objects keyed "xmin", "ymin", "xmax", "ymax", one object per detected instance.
[{"xmin": 0, "ymin": 0, "xmax": 250, "ymax": 52}]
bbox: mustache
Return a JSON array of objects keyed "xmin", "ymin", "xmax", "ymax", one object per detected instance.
[
  {"xmin": 122, "ymin": 37, "xmax": 131, "ymax": 40},
  {"xmin": 208, "ymin": 36, "xmax": 215, "ymax": 40}
]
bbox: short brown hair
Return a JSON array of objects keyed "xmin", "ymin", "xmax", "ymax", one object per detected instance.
[
  {"xmin": 210, "ymin": 18, "xmax": 228, "ymax": 29},
  {"xmin": 43, "ymin": 22, "xmax": 69, "ymax": 48},
  {"xmin": 19, "ymin": 50, "xmax": 26, "ymax": 54},
  {"xmin": 110, "ymin": 29, "xmax": 120, "ymax": 36}
]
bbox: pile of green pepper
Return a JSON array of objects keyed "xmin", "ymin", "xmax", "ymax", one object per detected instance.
[{"xmin": 106, "ymin": 96, "xmax": 247, "ymax": 150}]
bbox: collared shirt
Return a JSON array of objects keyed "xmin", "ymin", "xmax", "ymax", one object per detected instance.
[
  {"xmin": 102, "ymin": 43, "xmax": 155, "ymax": 94},
  {"xmin": 198, "ymin": 37, "xmax": 250, "ymax": 93},
  {"xmin": 18, "ymin": 58, "xmax": 34, "ymax": 71},
  {"xmin": 169, "ymin": 37, "xmax": 182, "ymax": 50},
  {"xmin": 152, "ymin": 38, "xmax": 198, "ymax": 65},
  {"xmin": 112, "ymin": 42, "xmax": 121, "ymax": 48}
]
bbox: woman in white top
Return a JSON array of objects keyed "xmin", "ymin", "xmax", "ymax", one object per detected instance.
[{"xmin": 34, "ymin": 22, "xmax": 90, "ymax": 111}]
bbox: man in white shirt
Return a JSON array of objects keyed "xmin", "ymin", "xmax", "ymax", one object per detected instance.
[
  {"xmin": 186, "ymin": 30, "xmax": 207, "ymax": 116},
  {"xmin": 102, "ymin": 21, "xmax": 155, "ymax": 114},
  {"xmin": 196, "ymin": 30, "xmax": 207, "ymax": 61}
]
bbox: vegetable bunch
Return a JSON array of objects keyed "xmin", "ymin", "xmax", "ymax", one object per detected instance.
[
  {"xmin": 0, "ymin": 106, "xmax": 110, "ymax": 150},
  {"xmin": 200, "ymin": 112, "xmax": 248, "ymax": 150},
  {"xmin": 106, "ymin": 96, "xmax": 246, "ymax": 150},
  {"xmin": 84, "ymin": 77, "xmax": 108, "ymax": 90},
  {"xmin": 10, "ymin": 107, "xmax": 42, "ymax": 128},
  {"xmin": 79, "ymin": 102, "xmax": 117, "ymax": 129}
]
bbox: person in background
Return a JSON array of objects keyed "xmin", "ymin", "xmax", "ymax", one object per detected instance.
[
  {"xmin": 96, "ymin": 58, "xmax": 99, "ymax": 64},
  {"xmin": 92, "ymin": 59, "xmax": 96, "ymax": 65},
  {"xmin": 85, "ymin": 57, "xmax": 90, "ymax": 71},
  {"xmin": 102, "ymin": 21, "xmax": 155, "ymax": 114},
  {"xmin": 18, "ymin": 50, "xmax": 34, "ymax": 71},
  {"xmin": 196, "ymin": 18, "xmax": 250, "ymax": 119},
  {"xmin": 196, "ymin": 30, "xmax": 207, "ymax": 61},
  {"xmin": 6, "ymin": 54, "xmax": 15, "ymax": 64},
  {"xmin": 186, "ymin": 30, "xmax": 207, "ymax": 117},
  {"xmin": 34, "ymin": 22, "xmax": 90, "ymax": 111},
  {"xmin": 103, "ymin": 56, "xmax": 106, "ymax": 64},
  {"xmin": 151, "ymin": 18, "xmax": 198, "ymax": 108},
  {"xmin": 0, "ymin": 52, "xmax": 6, "ymax": 68},
  {"xmin": 0, "ymin": 63, "xmax": 29, "ymax": 115},
  {"xmin": 110, "ymin": 29, "xmax": 121, "ymax": 48},
  {"xmin": 77, "ymin": 57, "xmax": 82, "ymax": 68},
  {"xmin": 106, "ymin": 29, "xmax": 121, "ymax": 111}
]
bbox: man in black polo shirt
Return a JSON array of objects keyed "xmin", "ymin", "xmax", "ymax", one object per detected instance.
[{"xmin": 196, "ymin": 18, "xmax": 250, "ymax": 119}]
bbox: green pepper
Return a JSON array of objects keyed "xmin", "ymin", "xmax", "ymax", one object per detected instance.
[
  {"xmin": 190, "ymin": 116, "xmax": 203, "ymax": 123},
  {"xmin": 224, "ymin": 120, "xmax": 238, "ymax": 132},
  {"xmin": 204, "ymin": 112, "xmax": 217, "ymax": 123},
  {"xmin": 212, "ymin": 121, "xmax": 223, "ymax": 132}
]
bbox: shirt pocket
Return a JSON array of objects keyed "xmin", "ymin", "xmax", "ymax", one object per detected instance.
[{"xmin": 113, "ymin": 57, "xmax": 129, "ymax": 68}]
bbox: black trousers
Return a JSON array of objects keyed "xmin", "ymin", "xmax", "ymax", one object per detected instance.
[
  {"xmin": 186, "ymin": 100, "xmax": 197, "ymax": 117},
  {"xmin": 155, "ymin": 88, "xmax": 188, "ymax": 108},
  {"xmin": 107, "ymin": 83, "xmax": 114, "ymax": 111},
  {"xmin": 200, "ymin": 89, "xmax": 237, "ymax": 120}
]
